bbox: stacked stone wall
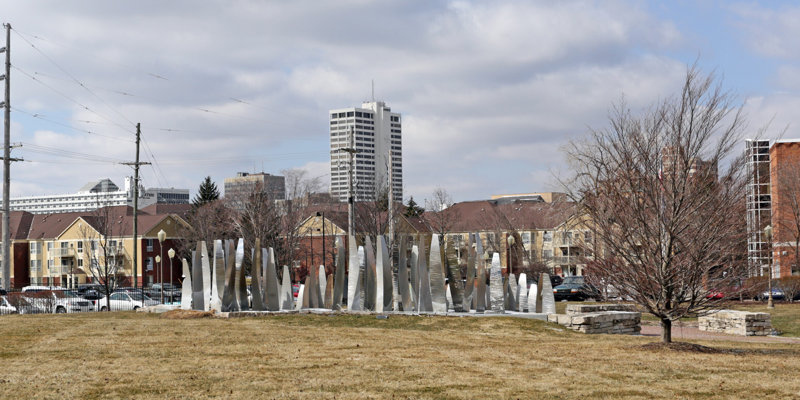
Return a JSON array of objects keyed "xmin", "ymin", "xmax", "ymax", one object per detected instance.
[
  {"xmin": 698, "ymin": 310, "xmax": 772, "ymax": 336},
  {"xmin": 549, "ymin": 311, "xmax": 641, "ymax": 334}
]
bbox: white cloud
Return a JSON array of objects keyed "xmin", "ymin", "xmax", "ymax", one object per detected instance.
[{"xmin": 2, "ymin": 0, "xmax": 789, "ymax": 204}]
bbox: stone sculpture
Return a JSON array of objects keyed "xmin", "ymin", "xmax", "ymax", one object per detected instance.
[
  {"xmin": 180, "ymin": 258, "xmax": 192, "ymax": 310},
  {"xmin": 363, "ymin": 236, "xmax": 377, "ymax": 311},
  {"xmin": 409, "ymin": 244, "xmax": 420, "ymax": 311},
  {"xmin": 280, "ymin": 265, "xmax": 293, "ymax": 310},
  {"xmin": 505, "ymin": 273, "xmax": 517, "ymax": 311},
  {"xmin": 374, "ymin": 236, "xmax": 386, "ymax": 312},
  {"xmin": 346, "ymin": 235, "xmax": 362, "ymax": 311},
  {"xmin": 250, "ymin": 239, "xmax": 266, "ymax": 311},
  {"xmin": 234, "ymin": 239, "xmax": 249, "ymax": 311},
  {"xmin": 397, "ymin": 235, "xmax": 412, "ymax": 311},
  {"xmin": 378, "ymin": 236, "xmax": 393, "ymax": 311},
  {"xmin": 264, "ymin": 248, "xmax": 280, "ymax": 311},
  {"xmin": 221, "ymin": 240, "xmax": 237, "ymax": 311},
  {"xmin": 191, "ymin": 245, "xmax": 204, "ymax": 311},
  {"xmin": 318, "ymin": 266, "xmax": 327, "ymax": 309},
  {"xmin": 324, "ymin": 273, "xmax": 334, "ymax": 309},
  {"xmin": 428, "ymin": 234, "xmax": 447, "ymax": 313},
  {"xmin": 489, "ymin": 253, "xmax": 504, "ymax": 313},
  {"xmin": 527, "ymin": 283, "xmax": 538, "ymax": 313},
  {"xmin": 332, "ymin": 236, "xmax": 346, "ymax": 310},
  {"xmin": 540, "ymin": 273, "xmax": 556, "ymax": 314},
  {"xmin": 475, "ymin": 237, "xmax": 486, "ymax": 313},
  {"xmin": 209, "ymin": 240, "xmax": 225, "ymax": 312},
  {"xmin": 295, "ymin": 284, "xmax": 305, "ymax": 310},
  {"xmin": 416, "ymin": 238, "xmax": 433, "ymax": 312},
  {"xmin": 518, "ymin": 273, "xmax": 527, "ymax": 312},
  {"xmin": 462, "ymin": 235, "xmax": 474, "ymax": 313}
]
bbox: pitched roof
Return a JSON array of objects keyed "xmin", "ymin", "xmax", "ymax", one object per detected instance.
[
  {"xmin": 0, "ymin": 211, "xmax": 34, "ymax": 240},
  {"xmin": 424, "ymin": 199, "xmax": 576, "ymax": 233},
  {"xmin": 28, "ymin": 211, "xmax": 88, "ymax": 240},
  {"xmin": 139, "ymin": 203, "xmax": 192, "ymax": 217}
]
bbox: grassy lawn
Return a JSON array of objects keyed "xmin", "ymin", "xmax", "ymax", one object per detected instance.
[{"xmin": 1, "ymin": 312, "xmax": 799, "ymax": 399}]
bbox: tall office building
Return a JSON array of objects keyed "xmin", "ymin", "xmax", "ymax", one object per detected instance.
[{"xmin": 329, "ymin": 101, "xmax": 402, "ymax": 202}]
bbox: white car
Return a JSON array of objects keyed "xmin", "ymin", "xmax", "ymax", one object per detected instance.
[
  {"xmin": 0, "ymin": 296, "xmax": 16, "ymax": 314},
  {"xmin": 97, "ymin": 292, "xmax": 159, "ymax": 311},
  {"xmin": 19, "ymin": 290, "xmax": 95, "ymax": 313}
]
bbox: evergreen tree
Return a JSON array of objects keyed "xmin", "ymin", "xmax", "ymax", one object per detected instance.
[
  {"xmin": 192, "ymin": 176, "xmax": 220, "ymax": 207},
  {"xmin": 404, "ymin": 196, "xmax": 424, "ymax": 217}
]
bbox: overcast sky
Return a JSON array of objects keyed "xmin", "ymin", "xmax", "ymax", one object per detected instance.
[{"xmin": 0, "ymin": 0, "xmax": 797, "ymax": 204}]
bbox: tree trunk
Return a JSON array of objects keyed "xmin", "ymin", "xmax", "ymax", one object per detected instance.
[{"xmin": 661, "ymin": 318, "xmax": 672, "ymax": 343}]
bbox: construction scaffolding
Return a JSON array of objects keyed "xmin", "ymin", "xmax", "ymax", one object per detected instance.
[{"xmin": 745, "ymin": 139, "xmax": 771, "ymax": 277}]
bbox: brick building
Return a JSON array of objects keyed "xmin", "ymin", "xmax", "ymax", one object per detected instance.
[{"xmin": 769, "ymin": 139, "xmax": 800, "ymax": 277}]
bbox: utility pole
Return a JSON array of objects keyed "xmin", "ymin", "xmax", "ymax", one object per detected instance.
[
  {"xmin": 337, "ymin": 125, "xmax": 359, "ymax": 237},
  {"xmin": 387, "ymin": 150, "xmax": 394, "ymax": 245},
  {"xmin": 1, "ymin": 24, "xmax": 19, "ymax": 291},
  {"xmin": 122, "ymin": 123, "xmax": 150, "ymax": 290}
]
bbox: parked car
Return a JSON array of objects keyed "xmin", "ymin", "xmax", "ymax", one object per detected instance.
[
  {"xmin": 0, "ymin": 296, "xmax": 17, "ymax": 314},
  {"xmin": 553, "ymin": 276, "xmax": 600, "ymax": 301},
  {"xmin": 757, "ymin": 287, "xmax": 785, "ymax": 301},
  {"xmin": 147, "ymin": 283, "xmax": 181, "ymax": 302},
  {"xmin": 21, "ymin": 285, "xmax": 53, "ymax": 293},
  {"xmin": 13, "ymin": 290, "xmax": 95, "ymax": 313},
  {"xmin": 97, "ymin": 291, "xmax": 159, "ymax": 311}
]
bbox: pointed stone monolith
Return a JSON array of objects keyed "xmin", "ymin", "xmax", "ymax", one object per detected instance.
[
  {"xmin": 280, "ymin": 265, "xmax": 293, "ymax": 310},
  {"xmin": 332, "ymin": 236, "xmax": 346, "ymax": 310},
  {"xmin": 346, "ymin": 235, "xmax": 362, "ymax": 311},
  {"xmin": 428, "ymin": 234, "xmax": 447, "ymax": 313},
  {"xmin": 180, "ymin": 258, "xmax": 192, "ymax": 310},
  {"xmin": 518, "ymin": 273, "xmax": 528, "ymax": 312},
  {"xmin": 489, "ymin": 253, "xmax": 504, "ymax": 313}
]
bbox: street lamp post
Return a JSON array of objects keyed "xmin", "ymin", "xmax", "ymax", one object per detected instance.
[
  {"xmin": 155, "ymin": 255, "xmax": 161, "ymax": 302},
  {"xmin": 168, "ymin": 248, "xmax": 175, "ymax": 304},
  {"xmin": 764, "ymin": 225, "xmax": 774, "ymax": 309},
  {"xmin": 157, "ymin": 229, "xmax": 166, "ymax": 304}
]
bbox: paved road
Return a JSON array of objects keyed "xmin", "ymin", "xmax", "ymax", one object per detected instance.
[{"xmin": 640, "ymin": 322, "xmax": 800, "ymax": 344}]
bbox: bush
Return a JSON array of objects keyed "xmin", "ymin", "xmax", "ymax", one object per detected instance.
[
  {"xmin": 742, "ymin": 276, "xmax": 769, "ymax": 300},
  {"xmin": 778, "ymin": 276, "xmax": 800, "ymax": 302}
]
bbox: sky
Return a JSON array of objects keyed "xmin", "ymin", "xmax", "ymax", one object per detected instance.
[{"xmin": 0, "ymin": 0, "xmax": 798, "ymax": 205}]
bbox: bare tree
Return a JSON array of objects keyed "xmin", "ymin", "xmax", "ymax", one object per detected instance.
[
  {"xmin": 283, "ymin": 168, "xmax": 324, "ymax": 205},
  {"xmin": 80, "ymin": 205, "xmax": 130, "ymax": 311},
  {"xmin": 232, "ymin": 182, "xmax": 283, "ymax": 275},
  {"xmin": 564, "ymin": 66, "xmax": 750, "ymax": 343},
  {"xmin": 176, "ymin": 199, "xmax": 236, "ymax": 259}
]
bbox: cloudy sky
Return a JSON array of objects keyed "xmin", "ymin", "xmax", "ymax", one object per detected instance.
[{"xmin": 0, "ymin": 0, "xmax": 797, "ymax": 204}]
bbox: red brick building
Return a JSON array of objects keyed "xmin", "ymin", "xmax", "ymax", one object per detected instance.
[{"xmin": 769, "ymin": 139, "xmax": 800, "ymax": 277}]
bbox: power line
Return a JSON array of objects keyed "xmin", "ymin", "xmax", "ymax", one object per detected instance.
[
  {"xmin": 20, "ymin": 142, "xmax": 127, "ymax": 164},
  {"xmin": 12, "ymin": 28, "xmax": 136, "ymax": 126},
  {"xmin": 11, "ymin": 27, "xmax": 169, "ymax": 81},
  {"xmin": 11, "ymin": 65, "xmax": 135, "ymax": 134},
  {"xmin": 11, "ymin": 106, "xmax": 134, "ymax": 142}
]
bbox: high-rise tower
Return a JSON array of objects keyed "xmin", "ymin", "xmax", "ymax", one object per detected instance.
[{"xmin": 329, "ymin": 101, "xmax": 402, "ymax": 202}]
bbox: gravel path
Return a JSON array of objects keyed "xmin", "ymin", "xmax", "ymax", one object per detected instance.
[{"xmin": 640, "ymin": 322, "xmax": 800, "ymax": 344}]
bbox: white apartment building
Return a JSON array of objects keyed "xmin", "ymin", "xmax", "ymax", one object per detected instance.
[
  {"xmin": 329, "ymin": 101, "xmax": 402, "ymax": 202},
  {"xmin": 5, "ymin": 177, "xmax": 189, "ymax": 214}
]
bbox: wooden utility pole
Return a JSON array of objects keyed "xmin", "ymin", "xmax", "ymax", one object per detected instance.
[
  {"xmin": 122, "ymin": 123, "xmax": 149, "ymax": 289},
  {"xmin": 1, "ymin": 24, "xmax": 16, "ymax": 291}
]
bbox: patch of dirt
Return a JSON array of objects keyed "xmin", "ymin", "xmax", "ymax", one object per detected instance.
[
  {"xmin": 161, "ymin": 309, "xmax": 216, "ymax": 319},
  {"xmin": 641, "ymin": 342, "xmax": 725, "ymax": 353}
]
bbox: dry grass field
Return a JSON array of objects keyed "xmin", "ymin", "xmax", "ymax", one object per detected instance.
[{"xmin": 1, "ymin": 311, "xmax": 799, "ymax": 399}]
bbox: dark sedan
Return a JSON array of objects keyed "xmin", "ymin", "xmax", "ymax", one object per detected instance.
[{"xmin": 553, "ymin": 276, "xmax": 600, "ymax": 301}]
